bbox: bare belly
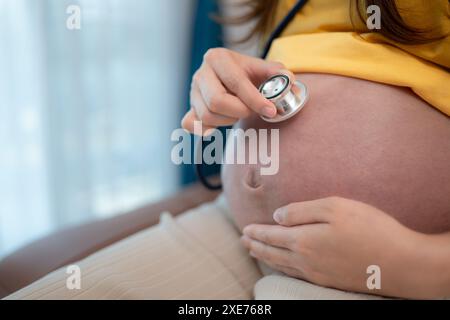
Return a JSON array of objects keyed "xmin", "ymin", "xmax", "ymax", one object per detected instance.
[{"xmin": 222, "ymin": 73, "xmax": 450, "ymax": 234}]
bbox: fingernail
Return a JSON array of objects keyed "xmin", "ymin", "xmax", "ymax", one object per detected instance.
[
  {"xmin": 250, "ymin": 251, "xmax": 257, "ymax": 258},
  {"xmin": 263, "ymin": 106, "xmax": 277, "ymax": 118},
  {"xmin": 240, "ymin": 235, "xmax": 250, "ymax": 246},
  {"xmin": 273, "ymin": 208, "xmax": 285, "ymax": 224}
]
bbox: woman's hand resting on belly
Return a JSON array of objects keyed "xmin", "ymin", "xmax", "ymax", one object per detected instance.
[{"xmin": 241, "ymin": 197, "xmax": 450, "ymax": 299}]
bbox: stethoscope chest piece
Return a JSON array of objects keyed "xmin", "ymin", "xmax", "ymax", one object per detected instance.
[{"xmin": 259, "ymin": 74, "xmax": 309, "ymax": 123}]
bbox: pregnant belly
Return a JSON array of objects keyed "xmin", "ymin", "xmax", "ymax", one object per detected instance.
[{"xmin": 222, "ymin": 73, "xmax": 450, "ymax": 234}]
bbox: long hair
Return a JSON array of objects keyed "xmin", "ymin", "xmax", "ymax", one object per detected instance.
[{"xmin": 223, "ymin": 0, "xmax": 444, "ymax": 45}]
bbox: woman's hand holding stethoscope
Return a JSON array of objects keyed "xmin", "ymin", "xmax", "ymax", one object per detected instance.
[{"xmin": 182, "ymin": 48, "xmax": 295, "ymax": 136}]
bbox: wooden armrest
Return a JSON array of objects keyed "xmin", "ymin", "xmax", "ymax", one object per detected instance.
[{"xmin": 0, "ymin": 182, "xmax": 220, "ymax": 298}]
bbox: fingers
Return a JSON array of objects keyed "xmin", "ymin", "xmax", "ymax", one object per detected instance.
[
  {"xmin": 240, "ymin": 54, "xmax": 285, "ymax": 83},
  {"xmin": 181, "ymin": 109, "xmax": 215, "ymax": 136},
  {"xmin": 195, "ymin": 64, "xmax": 252, "ymax": 119},
  {"xmin": 242, "ymin": 224, "xmax": 295, "ymax": 250},
  {"xmin": 205, "ymin": 49, "xmax": 277, "ymax": 118},
  {"xmin": 190, "ymin": 83, "xmax": 238, "ymax": 127},
  {"xmin": 238, "ymin": 53, "xmax": 295, "ymax": 86},
  {"xmin": 263, "ymin": 262, "xmax": 306, "ymax": 279},
  {"xmin": 241, "ymin": 235, "xmax": 295, "ymax": 269},
  {"xmin": 273, "ymin": 198, "xmax": 339, "ymax": 227},
  {"xmin": 184, "ymin": 48, "xmax": 297, "ymax": 136}
]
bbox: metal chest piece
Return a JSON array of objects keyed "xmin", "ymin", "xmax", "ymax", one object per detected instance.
[{"xmin": 259, "ymin": 74, "xmax": 309, "ymax": 123}]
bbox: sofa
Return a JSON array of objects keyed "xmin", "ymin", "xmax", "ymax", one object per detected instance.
[{"xmin": 0, "ymin": 183, "xmax": 220, "ymax": 299}]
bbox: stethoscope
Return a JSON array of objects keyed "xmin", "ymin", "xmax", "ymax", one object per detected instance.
[{"xmin": 196, "ymin": 0, "xmax": 309, "ymax": 191}]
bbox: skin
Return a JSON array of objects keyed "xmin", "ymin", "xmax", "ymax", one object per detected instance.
[
  {"xmin": 223, "ymin": 73, "xmax": 450, "ymax": 234},
  {"xmin": 183, "ymin": 48, "xmax": 450, "ymax": 298},
  {"xmin": 241, "ymin": 197, "xmax": 450, "ymax": 299},
  {"xmin": 182, "ymin": 48, "xmax": 295, "ymax": 135}
]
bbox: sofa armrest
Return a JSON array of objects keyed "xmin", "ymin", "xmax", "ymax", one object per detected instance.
[{"xmin": 0, "ymin": 182, "xmax": 220, "ymax": 298}]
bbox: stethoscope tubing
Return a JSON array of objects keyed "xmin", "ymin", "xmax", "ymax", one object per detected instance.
[{"xmin": 261, "ymin": 0, "xmax": 309, "ymax": 59}]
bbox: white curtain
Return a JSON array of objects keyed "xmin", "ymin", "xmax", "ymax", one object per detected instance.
[{"xmin": 0, "ymin": 0, "xmax": 193, "ymax": 257}]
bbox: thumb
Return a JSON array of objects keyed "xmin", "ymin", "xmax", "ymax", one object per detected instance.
[
  {"xmin": 273, "ymin": 198, "xmax": 336, "ymax": 227},
  {"xmin": 242, "ymin": 55, "xmax": 295, "ymax": 86}
]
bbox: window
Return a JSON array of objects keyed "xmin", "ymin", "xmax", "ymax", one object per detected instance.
[{"xmin": 0, "ymin": 0, "xmax": 193, "ymax": 257}]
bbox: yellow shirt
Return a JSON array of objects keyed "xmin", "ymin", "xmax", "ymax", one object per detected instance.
[{"xmin": 267, "ymin": 0, "xmax": 450, "ymax": 116}]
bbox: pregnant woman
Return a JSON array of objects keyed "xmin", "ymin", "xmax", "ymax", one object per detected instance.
[
  {"xmin": 184, "ymin": 0, "xmax": 450, "ymax": 298},
  {"xmin": 6, "ymin": 0, "xmax": 450, "ymax": 300}
]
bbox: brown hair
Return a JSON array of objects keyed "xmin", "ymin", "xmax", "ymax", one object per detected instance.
[{"xmin": 225, "ymin": 0, "xmax": 444, "ymax": 45}]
